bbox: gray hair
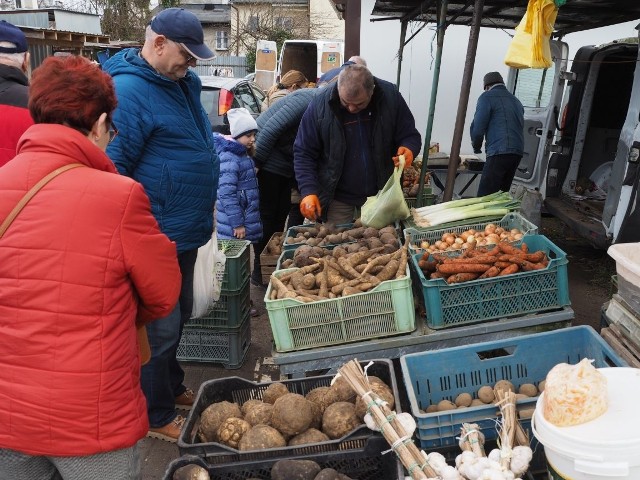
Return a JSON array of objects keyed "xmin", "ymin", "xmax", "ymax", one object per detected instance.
[
  {"xmin": 348, "ymin": 56, "xmax": 367, "ymax": 67},
  {"xmin": 145, "ymin": 25, "xmax": 159, "ymax": 42},
  {"xmin": 337, "ymin": 64, "xmax": 374, "ymax": 97},
  {"xmin": 0, "ymin": 41, "xmax": 26, "ymax": 67}
]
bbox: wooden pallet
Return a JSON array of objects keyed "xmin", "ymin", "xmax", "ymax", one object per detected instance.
[
  {"xmin": 601, "ymin": 324, "xmax": 640, "ymax": 368},
  {"xmin": 260, "ymin": 232, "xmax": 284, "ymax": 285}
]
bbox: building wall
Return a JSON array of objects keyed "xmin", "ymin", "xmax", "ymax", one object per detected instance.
[{"xmin": 309, "ymin": 0, "xmax": 343, "ymax": 41}]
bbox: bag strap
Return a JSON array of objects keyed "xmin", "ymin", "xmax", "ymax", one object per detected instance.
[{"xmin": 0, "ymin": 163, "xmax": 85, "ymax": 239}]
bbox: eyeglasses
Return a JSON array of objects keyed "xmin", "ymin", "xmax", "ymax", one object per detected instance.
[
  {"xmin": 108, "ymin": 125, "xmax": 118, "ymax": 143},
  {"xmin": 167, "ymin": 38, "xmax": 196, "ymax": 64}
]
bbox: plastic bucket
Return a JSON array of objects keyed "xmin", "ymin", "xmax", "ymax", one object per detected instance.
[{"xmin": 532, "ymin": 368, "xmax": 640, "ymax": 479}]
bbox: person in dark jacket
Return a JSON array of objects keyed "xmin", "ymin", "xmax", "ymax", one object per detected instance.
[
  {"xmin": 250, "ymin": 88, "xmax": 316, "ymax": 287},
  {"xmin": 316, "ymin": 55, "xmax": 367, "ymax": 88},
  {"xmin": 294, "ymin": 64, "xmax": 422, "ymax": 224},
  {"xmin": 0, "ymin": 20, "xmax": 33, "ymax": 167},
  {"xmin": 470, "ymin": 71, "xmax": 524, "ymax": 196},
  {"xmin": 103, "ymin": 8, "xmax": 219, "ymax": 442}
]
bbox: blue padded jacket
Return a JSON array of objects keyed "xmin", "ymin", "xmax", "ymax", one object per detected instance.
[
  {"xmin": 103, "ymin": 49, "xmax": 219, "ymax": 253},
  {"xmin": 214, "ymin": 134, "xmax": 262, "ymax": 243}
]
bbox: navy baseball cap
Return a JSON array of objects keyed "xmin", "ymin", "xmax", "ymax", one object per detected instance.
[
  {"xmin": 0, "ymin": 20, "xmax": 28, "ymax": 54},
  {"xmin": 150, "ymin": 8, "xmax": 214, "ymax": 61}
]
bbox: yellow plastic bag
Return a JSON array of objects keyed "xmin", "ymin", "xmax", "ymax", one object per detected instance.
[
  {"xmin": 360, "ymin": 157, "xmax": 410, "ymax": 228},
  {"xmin": 504, "ymin": 0, "xmax": 558, "ymax": 69}
]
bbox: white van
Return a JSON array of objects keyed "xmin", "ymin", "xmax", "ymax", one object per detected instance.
[
  {"xmin": 277, "ymin": 39, "xmax": 344, "ymax": 84},
  {"xmin": 509, "ymin": 28, "xmax": 640, "ymax": 248}
]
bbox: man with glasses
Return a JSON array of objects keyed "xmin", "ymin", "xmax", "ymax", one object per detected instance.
[
  {"xmin": 102, "ymin": 8, "xmax": 219, "ymax": 442},
  {"xmin": 294, "ymin": 64, "xmax": 421, "ymax": 224}
]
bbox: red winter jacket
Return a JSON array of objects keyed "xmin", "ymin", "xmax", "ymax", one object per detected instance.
[{"xmin": 0, "ymin": 124, "xmax": 181, "ymax": 456}]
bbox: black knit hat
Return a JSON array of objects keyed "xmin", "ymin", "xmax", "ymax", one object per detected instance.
[{"xmin": 483, "ymin": 72, "xmax": 504, "ymax": 88}]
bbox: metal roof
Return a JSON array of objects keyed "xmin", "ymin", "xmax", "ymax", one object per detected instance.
[{"xmin": 370, "ymin": 0, "xmax": 640, "ymax": 37}]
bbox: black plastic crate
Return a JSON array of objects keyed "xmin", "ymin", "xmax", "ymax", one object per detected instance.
[
  {"xmin": 177, "ymin": 318, "xmax": 251, "ymax": 369},
  {"xmin": 177, "ymin": 359, "xmax": 400, "ymax": 462},
  {"xmin": 165, "ymin": 436, "xmax": 403, "ymax": 480}
]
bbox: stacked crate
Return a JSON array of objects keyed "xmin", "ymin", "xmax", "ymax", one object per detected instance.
[{"xmin": 178, "ymin": 240, "xmax": 251, "ymax": 369}]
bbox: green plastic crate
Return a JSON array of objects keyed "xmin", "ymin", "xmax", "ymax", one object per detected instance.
[
  {"xmin": 404, "ymin": 188, "xmax": 437, "ymax": 209},
  {"xmin": 218, "ymin": 239, "xmax": 250, "ymax": 292},
  {"xmin": 265, "ymin": 266, "xmax": 415, "ymax": 352},
  {"xmin": 411, "ymin": 234, "xmax": 571, "ymax": 329},
  {"xmin": 401, "ymin": 214, "xmax": 505, "ymax": 231},
  {"xmin": 404, "ymin": 212, "xmax": 538, "ymax": 253},
  {"xmin": 188, "ymin": 280, "xmax": 250, "ymax": 329},
  {"xmin": 177, "ymin": 319, "xmax": 251, "ymax": 369}
]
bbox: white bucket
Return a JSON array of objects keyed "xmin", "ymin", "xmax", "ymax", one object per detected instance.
[{"xmin": 532, "ymin": 368, "xmax": 640, "ymax": 479}]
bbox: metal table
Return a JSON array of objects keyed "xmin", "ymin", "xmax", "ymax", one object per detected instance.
[{"xmin": 272, "ymin": 307, "xmax": 574, "ymax": 378}]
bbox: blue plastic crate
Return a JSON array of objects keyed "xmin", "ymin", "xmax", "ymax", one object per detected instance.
[
  {"xmin": 177, "ymin": 319, "xmax": 251, "ymax": 369},
  {"xmin": 411, "ymin": 234, "xmax": 571, "ymax": 329},
  {"xmin": 166, "ymin": 436, "xmax": 404, "ymax": 480},
  {"xmin": 188, "ymin": 280, "xmax": 250, "ymax": 329},
  {"xmin": 177, "ymin": 360, "xmax": 400, "ymax": 461},
  {"xmin": 400, "ymin": 326, "xmax": 628, "ymax": 449},
  {"xmin": 218, "ymin": 239, "xmax": 250, "ymax": 292}
]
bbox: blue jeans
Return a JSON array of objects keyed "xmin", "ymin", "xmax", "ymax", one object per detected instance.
[
  {"xmin": 141, "ymin": 249, "xmax": 197, "ymax": 428},
  {"xmin": 477, "ymin": 154, "xmax": 522, "ymax": 197}
]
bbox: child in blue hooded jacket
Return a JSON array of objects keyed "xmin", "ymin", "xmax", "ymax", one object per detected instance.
[{"xmin": 214, "ymin": 108, "xmax": 263, "ymax": 244}]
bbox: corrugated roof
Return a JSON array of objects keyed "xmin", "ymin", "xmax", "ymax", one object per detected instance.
[{"xmin": 370, "ymin": 0, "xmax": 640, "ymax": 37}]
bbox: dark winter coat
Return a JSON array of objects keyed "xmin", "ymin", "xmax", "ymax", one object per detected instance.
[
  {"xmin": 0, "ymin": 64, "xmax": 33, "ymax": 167},
  {"xmin": 103, "ymin": 49, "xmax": 219, "ymax": 253},
  {"xmin": 293, "ymin": 77, "xmax": 421, "ymax": 211},
  {"xmin": 470, "ymin": 84, "xmax": 524, "ymax": 157},
  {"xmin": 214, "ymin": 133, "xmax": 262, "ymax": 243},
  {"xmin": 254, "ymin": 88, "xmax": 317, "ymax": 179}
]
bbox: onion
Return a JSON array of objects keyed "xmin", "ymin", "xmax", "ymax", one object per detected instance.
[
  {"xmin": 485, "ymin": 223, "xmax": 497, "ymax": 234},
  {"xmin": 420, "ymin": 240, "xmax": 430, "ymax": 249},
  {"xmin": 444, "ymin": 235, "xmax": 455, "ymax": 245},
  {"xmin": 513, "ymin": 233, "xmax": 524, "ymax": 241},
  {"xmin": 454, "ymin": 237, "xmax": 465, "ymax": 245}
]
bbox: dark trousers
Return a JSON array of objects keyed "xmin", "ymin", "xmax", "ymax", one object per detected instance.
[
  {"xmin": 141, "ymin": 249, "xmax": 196, "ymax": 427},
  {"xmin": 253, "ymin": 170, "xmax": 300, "ymax": 278},
  {"xmin": 477, "ymin": 154, "xmax": 522, "ymax": 197}
]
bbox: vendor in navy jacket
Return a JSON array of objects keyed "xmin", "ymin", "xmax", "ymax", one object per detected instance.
[{"xmin": 294, "ymin": 64, "xmax": 421, "ymax": 224}]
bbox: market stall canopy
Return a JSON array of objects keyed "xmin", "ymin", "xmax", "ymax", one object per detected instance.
[{"xmin": 371, "ymin": 0, "xmax": 640, "ymax": 37}]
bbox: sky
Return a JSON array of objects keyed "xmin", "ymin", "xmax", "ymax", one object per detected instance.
[{"xmin": 359, "ymin": 0, "xmax": 639, "ymax": 155}]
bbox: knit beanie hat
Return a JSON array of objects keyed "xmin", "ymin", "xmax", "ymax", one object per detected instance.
[
  {"xmin": 483, "ymin": 71, "xmax": 504, "ymax": 88},
  {"xmin": 228, "ymin": 108, "xmax": 258, "ymax": 139}
]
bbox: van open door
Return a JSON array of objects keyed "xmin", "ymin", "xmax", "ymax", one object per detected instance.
[
  {"xmin": 319, "ymin": 42, "xmax": 343, "ymax": 79},
  {"xmin": 509, "ymin": 40, "xmax": 569, "ymax": 198},
  {"xmin": 254, "ymin": 40, "xmax": 277, "ymax": 92}
]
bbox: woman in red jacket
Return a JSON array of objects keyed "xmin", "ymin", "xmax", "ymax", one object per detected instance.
[{"xmin": 0, "ymin": 56, "xmax": 181, "ymax": 479}]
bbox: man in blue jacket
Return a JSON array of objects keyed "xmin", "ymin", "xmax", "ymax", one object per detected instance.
[
  {"xmin": 294, "ymin": 64, "xmax": 421, "ymax": 224},
  {"xmin": 103, "ymin": 8, "xmax": 219, "ymax": 442},
  {"xmin": 470, "ymin": 71, "xmax": 524, "ymax": 196}
]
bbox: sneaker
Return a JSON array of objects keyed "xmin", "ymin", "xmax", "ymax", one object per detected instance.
[
  {"xmin": 147, "ymin": 415, "xmax": 185, "ymax": 443},
  {"xmin": 250, "ymin": 273, "xmax": 266, "ymax": 289},
  {"xmin": 175, "ymin": 388, "xmax": 195, "ymax": 410}
]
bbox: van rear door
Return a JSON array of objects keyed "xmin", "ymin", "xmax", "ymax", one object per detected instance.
[
  {"xmin": 254, "ymin": 40, "xmax": 277, "ymax": 92},
  {"xmin": 319, "ymin": 42, "xmax": 343, "ymax": 79},
  {"xmin": 509, "ymin": 40, "xmax": 569, "ymax": 197}
]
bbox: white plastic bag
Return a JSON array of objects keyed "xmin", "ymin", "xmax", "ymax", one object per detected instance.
[
  {"xmin": 191, "ymin": 231, "xmax": 226, "ymax": 319},
  {"xmin": 360, "ymin": 156, "xmax": 410, "ymax": 228}
]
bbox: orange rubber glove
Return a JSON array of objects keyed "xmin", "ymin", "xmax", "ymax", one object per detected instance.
[
  {"xmin": 300, "ymin": 194, "xmax": 322, "ymax": 221},
  {"xmin": 392, "ymin": 146, "xmax": 414, "ymax": 168}
]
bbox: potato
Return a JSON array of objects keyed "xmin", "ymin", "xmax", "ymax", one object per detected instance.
[
  {"xmin": 425, "ymin": 404, "xmax": 439, "ymax": 413},
  {"xmin": 329, "ymin": 376, "xmax": 357, "ymax": 403},
  {"xmin": 238, "ymin": 424, "xmax": 286, "ymax": 451},
  {"xmin": 515, "ymin": 393, "xmax": 529, "ymax": 401},
  {"xmin": 287, "ymin": 428, "xmax": 330, "ymax": 446},
  {"xmin": 378, "ymin": 226, "xmax": 396, "ymax": 236},
  {"xmin": 217, "ymin": 417, "xmax": 250, "ymax": 448},
  {"xmin": 366, "ymin": 237, "xmax": 384, "ymax": 249},
  {"xmin": 436, "ymin": 399, "xmax": 456, "ymax": 412},
  {"xmin": 243, "ymin": 402, "xmax": 273, "ymax": 426},
  {"xmin": 494, "ymin": 379, "xmax": 515, "ymax": 394},
  {"xmin": 332, "ymin": 246, "xmax": 348, "ymax": 258},
  {"xmin": 362, "ymin": 227, "xmax": 379, "ymax": 239},
  {"xmin": 262, "ymin": 382, "xmax": 289, "ymax": 404},
  {"xmin": 519, "ymin": 408, "xmax": 536, "ymax": 419},
  {"xmin": 271, "ymin": 393, "xmax": 315, "ymax": 436},
  {"xmin": 306, "ymin": 386, "xmax": 334, "ymax": 414},
  {"xmin": 172, "ymin": 464, "xmax": 210, "ymax": 480},
  {"xmin": 379, "ymin": 232, "xmax": 397, "ymax": 246},
  {"xmin": 455, "ymin": 392, "xmax": 473, "ymax": 407},
  {"xmin": 322, "ymin": 402, "xmax": 362, "ymax": 439},
  {"xmin": 271, "ymin": 459, "xmax": 321, "ymax": 480},
  {"xmin": 538, "ymin": 380, "xmax": 546, "ymax": 392},
  {"xmin": 241, "ymin": 399, "xmax": 262, "ymax": 416},
  {"xmin": 314, "ymin": 469, "xmax": 343, "ymax": 480},
  {"xmin": 470, "ymin": 399, "xmax": 485, "ymax": 407},
  {"xmin": 477, "ymin": 385, "xmax": 495, "ymax": 403},
  {"xmin": 197, "ymin": 401, "xmax": 242, "ymax": 443},
  {"xmin": 325, "ymin": 234, "xmax": 343, "ymax": 244},
  {"xmin": 518, "ymin": 383, "xmax": 538, "ymax": 397}
]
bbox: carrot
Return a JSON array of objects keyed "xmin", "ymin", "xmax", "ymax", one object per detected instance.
[
  {"xmin": 442, "ymin": 255, "xmax": 498, "ymax": 264},
  {"xmin": 437, "ymin": 263, "xmax": 492, "ymax": 275},
  {"xmin": 338, "ymin": 256, "xmax": 361, "ymax": 279},
  {"xmin": 347, "ymin": 246, "xmax": 384, "ymax": 267},
  {"xmin": 271, "ymin": 275, "xmax": 297, "ymax": 299},
  {"xmin": 521, "ymin": 243, "xmax": 529, "ymax": 253},
  {"xmin": 519, "ymin": 260, "xmax": 548, "ymax": 271},
  {"xmin": 447, "ymin": 273, "xmax": 479, "ymax": 284},
  {"xmin": 495, "ymin": 261, "xmax": 512, "ymax": 269},
  {"xmin": 479, "ymin": 265, "xmax": 501, "ymax": 279},
  {"xmin": 396, "ymin": 238, "xmax": 409, "ymax": 278},
  {"xmin": 500, "ymin": 252, "xmax": 546, "ymax": 263},
  {"xmin": 319, "ymin": 258, "xmax": 329, "ymax": 297},
  {"xmin": 498, "ymin": 263, "xmax": 519, "ymax": 276},
  {"xmin": 498, "ymin": 242, "xmax": 523, "ymax": 255},
  {"xmin": 361, "ymin": 249, "xmax": 401, "ymax": 275},
  {"xmin": 377, "ymin": 259, "xmax": 400, "ymax": 281},
  {"xmin": 418, "ymin": 259, "xmax": 438, "ymax": 272},
  {"xmin": 430, "ymin": 271, "xmax": 448, "ymax": 280}
]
